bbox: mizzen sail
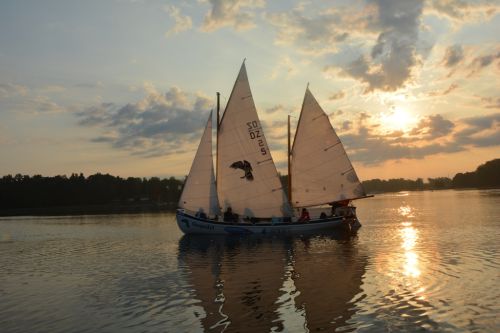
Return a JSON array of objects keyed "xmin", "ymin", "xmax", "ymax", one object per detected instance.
[
  {"xmin": 217, "ymin": 63, "xmax": 291, "ymax": 218},
  {"xmin": 178, "ymin": 111, "xmax": 220, "ymax": 216},
  {"xmin": 291, "ymin": 88, "xmax": 366, "ymax": 207}
]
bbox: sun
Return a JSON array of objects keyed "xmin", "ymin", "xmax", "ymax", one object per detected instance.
[{"xmin": 380, "ymin": 107, "xmax": 417, "ymax": 133}]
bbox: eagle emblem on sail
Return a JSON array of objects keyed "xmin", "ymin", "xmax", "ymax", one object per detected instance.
[{"xmin": 230, "ymin": 160, "xmax": 254, "ymax": 181}]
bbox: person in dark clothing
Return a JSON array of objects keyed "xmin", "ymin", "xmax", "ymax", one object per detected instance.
[
  {"xmin": 195, "ymin": 209, "xmax": 207, "ymax": 219},
  {"xmin": 224, "ymin": 207, "xmax": 238, "ymax": 223},
  {"xmin": 298, "ymin": 208, "xmax": 310, "ymax": 222}
]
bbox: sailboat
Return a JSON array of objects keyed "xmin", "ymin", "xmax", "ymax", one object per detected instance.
[{"xmin": 176, "ymin": 61, "xmax": 370, "ymax": 235}]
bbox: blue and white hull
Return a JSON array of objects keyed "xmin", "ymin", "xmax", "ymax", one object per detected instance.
[{"xmin": 176, "ymin": 209, "xmax": 360, "ymax": 235}]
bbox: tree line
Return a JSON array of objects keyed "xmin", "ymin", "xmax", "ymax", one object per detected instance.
[
  {"xmin": 361, "ymin": 158, "xmax": 499, "ymax": 193},
  {"xmin": 0, "ymin": 159, "xmax": 498, "ymax": 214},
  {"xmin": 362, "ymin": 177, "xmax": 452, "ymax": 193},
  {"xmin": 0, "ymin": 173, "xmax": 183, "ymax": 213}
]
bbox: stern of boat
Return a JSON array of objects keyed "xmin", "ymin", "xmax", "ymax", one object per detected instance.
[{"xmin": 337, "ymin": 206, "xmax": 362, "ymax": 231}]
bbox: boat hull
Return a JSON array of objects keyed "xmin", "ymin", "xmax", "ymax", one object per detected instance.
[{"xmin": 176, "ymin": 210, "xmax": 360, "ymax": 235}]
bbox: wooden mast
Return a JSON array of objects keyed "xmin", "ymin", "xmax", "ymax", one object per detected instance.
[
  {"xmin": 216, "ymin": 92, "xmax": 220, "ymax": 181},
  {"xmin": 287, "ymin": 114, "xmax": 292, "ymax": 204}
]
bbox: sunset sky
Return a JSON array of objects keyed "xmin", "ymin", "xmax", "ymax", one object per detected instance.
[{"xmin": 0, "ymin": 0, "xmax": 499, "ymax": 181}]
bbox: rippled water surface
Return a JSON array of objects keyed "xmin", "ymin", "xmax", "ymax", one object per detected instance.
[{"xmin": 0, "ymin": 190, "xmax": 499, "ymax": 332}]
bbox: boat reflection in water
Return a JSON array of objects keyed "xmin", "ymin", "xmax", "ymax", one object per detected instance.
[
  {"xmin": 178, "ymin": 232, "xmax": 366, "ymax": 332},
  {"xmin": 178, "ymin": 235, "xmax": 287, "ymax": 332},
  {"xmin": 291, "ymin": 236, "xmax": 366, "ymax": 330}
]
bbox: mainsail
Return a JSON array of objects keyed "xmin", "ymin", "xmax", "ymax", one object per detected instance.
[
  {"xmin": 178, "ymin": 111, "xmax": 220, "ymax": 216},
  {"xmin": 291, "ymin": 88, "xmax": 366, "ymax": 207},
  {"xmin": 217, "ymin": 63, "xmax": 291, "ymax": 218}
]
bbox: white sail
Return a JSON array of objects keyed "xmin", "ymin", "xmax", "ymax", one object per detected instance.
[
  {"xmin": 217, "ymin": 62, "xmax": 291, "ymax": 218},
  {"xmin": 178, "ymin": 111, "xmax": 220, "ymax": 216},
  {"xmin": 291, "ymin": 88, "xmax": 366, "ymax": 207}
]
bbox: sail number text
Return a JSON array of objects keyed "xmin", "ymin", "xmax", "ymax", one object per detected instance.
[{"xmin": 247, "ymin": 121, "xmax": 267, "ymax": 156}]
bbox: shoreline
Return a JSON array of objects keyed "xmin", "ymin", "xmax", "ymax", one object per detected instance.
[
  {"xmin": 0, "ymin": 202, "xmax": 176, "ymax": 217},
  {"xmin": 1, "ymin": 188, "xmax": 498, "ymax": 217}
]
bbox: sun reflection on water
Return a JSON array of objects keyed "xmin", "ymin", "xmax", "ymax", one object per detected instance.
[
  {"xmin": 398, "ymin": 205, "xmax": 414, "ymax": 218},
  {"xmin": 403, "ymin": 245, "xmax": 421, "ymax": 277},
  {"xmin": 399, "ymin": 205, "xmax": 420, "ymax": 278}
]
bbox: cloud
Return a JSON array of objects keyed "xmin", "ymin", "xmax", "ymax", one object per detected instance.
[
  {"xmin": 75, "ymin": 85, "xmax": 211, "ymax": 157},
  {"xmin": 461, "ymin": 112, "xmax": 499, "ymax": 130},
  {"xmin": 409, "ymin": 114, "xmax": 455, "ymax": 138},
  {"xmin": 324, "ymin": 0, "xmax": 426, "ymax": 92},
  {"xmin": 439, "ymin": 46, "xmax": 499, "ymax": 79},
  {"xmin": 339, "ymin": 112, "xmax": 499, "ymax": 165},
  {"xmin": 426, "ymin": 0, "xmax": 499, "ymax": 24},
  {"xmin": 442, "ymin": 44, "xmax": 464, "ymax": 68},
  {"xmin": 481, "ymin": 97, "xmax": 500, "ymax": 109},
  {"xmin": 260, "ymin": 119, "xmax": 288, "ymax": 152},
  {"xmin": 74, "ymin": 82, "xmax": 104, "ymax": 89},
  {"xmin": 77, "ymin": 102, "xmax": 114, "ymax": 127},
  {"xmin": 200, "ymin": 0, "xmax": 265, "ymax": 32},
  {"xmin": 270, "ymin": 56, "xmax": 297, "ymax": 79},
  {"xmin": 265, "ymin": 104, "xmax": 285, "ymax": 114},
  {"xmin": 344, "ymin": 0, "xmax": 423, "ymax": 91},
  {"xmin": 359, "ymin": 111, "xmax": 371, "ymax": 123},
  {"xmin": 329, "ymin": 90, "xmax": 345, "ymax": 100},
  {"xmin": 467, "ymin": 50, "xmax": 500, "ymax": 77},
  {"xmin": 453, "ymin": 113, "xmax": 500, "ymax": 147},
  {"xmin": 341, "ymin": 120, "xmax": 352, "ymax": 131},
  {"xmin": 428, "ymin": 83, "xmax": 459, "ymax": 96},
  {"xmin": 165, "ymin": 5, "xmax": 192, "ymax": 37},
  {"xmin": 266, "ymin": 7, "xmax": 351, "ymax": 55},
  {"xmin": 0, "ymin": 83, "xmax": 28, "ymax": 99},
  {"xmin": 264, "ymin": 1, "xmax": 438, "ymax": 92},
  {"xmin": 0, "ymin": 83, "xmax": 66, "ymax": 114},
  {"xmin": 36, "ymin": 85, "xmax": 66, "ymax": 94},
  {"xmin": 341, "ymin": 128, "xmax": 461, "ymax": 165},
  {"xmin": 30, "ymin": 95, "xmax": 66, "ymax": 114}
]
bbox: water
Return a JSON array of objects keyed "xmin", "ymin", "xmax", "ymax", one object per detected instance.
[{"xmin": 0, "ymin": 190, "xmax": 498, "ymax": 332}]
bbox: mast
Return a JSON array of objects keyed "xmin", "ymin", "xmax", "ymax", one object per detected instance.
[
  {"xmin": 287, "ymin": 114, "xmax": 292, "ymax": 204},
  {"xmin": 216, "ymin": 92, "xmax": 220, "ymax": 181},
  {"xmin": 216, "ymin": 92, "xmax": 220, "ymax": 131}
]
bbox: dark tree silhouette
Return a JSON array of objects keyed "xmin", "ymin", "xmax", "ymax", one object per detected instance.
[
  {"xmin": 0, "ymin": 173, "xmax": 183, "ymax": 215},
  {"xmin": 452, "ymin": 159, "xmax": 500, "ymax": 188},
  {"xmin": 0, "ymin": 159, "xmax": 498, "ymax": 215}
]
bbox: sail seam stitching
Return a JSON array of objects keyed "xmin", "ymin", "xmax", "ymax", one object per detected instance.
[{"xmin": 324, "ymin": 141, "xmax": 342, "ymax": 151}]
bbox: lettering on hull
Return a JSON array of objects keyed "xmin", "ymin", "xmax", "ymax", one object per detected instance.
[
  {"xmin": 224, "ymin": 226, "xmax": 253, "ymax": 234},
  {"xmin": 192, "ymin": 221, "xmax": 215, "ymax": 230}
]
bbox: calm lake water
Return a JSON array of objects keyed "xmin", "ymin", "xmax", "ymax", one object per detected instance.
[{"xmin": 0, "ymin": 190, "xmax": 499, "ymax": 332}]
